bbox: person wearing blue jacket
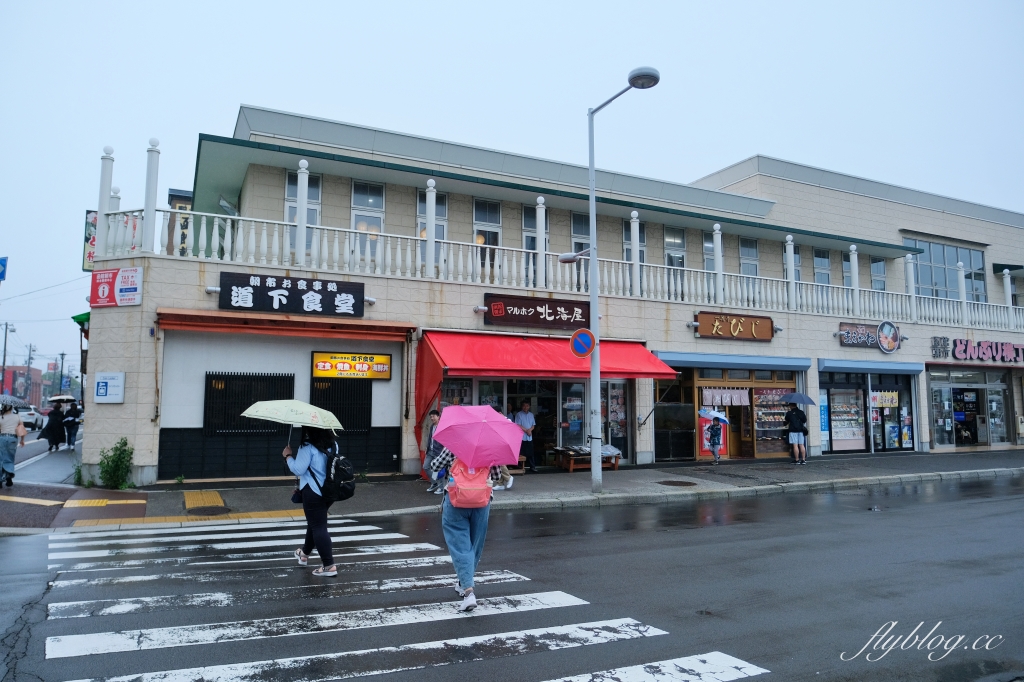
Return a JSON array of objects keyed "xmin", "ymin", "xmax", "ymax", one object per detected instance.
[{"xmin": 283, "ymin": 426, "xmax": 337, "ymax": 577}]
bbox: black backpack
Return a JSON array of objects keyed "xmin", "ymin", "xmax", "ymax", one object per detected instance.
[{"xmin": 321, "ymin": 441, "xmax": 356, "ymax": 503}]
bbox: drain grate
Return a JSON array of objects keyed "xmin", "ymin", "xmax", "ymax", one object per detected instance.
[{"xmin": 657, "ymin": 480, "xmax": 698, "ymax": 487}]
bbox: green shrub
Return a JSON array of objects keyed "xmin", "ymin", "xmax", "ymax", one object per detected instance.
[
  {"xmin": 175, "ymin": 475, "xmax": 185, "ymax": 485},
  {"xmin": 73, "ymin": 465, "xmax": 83, "ymax": 487},
  {"xmin": 98, "ymin": 438, "xmax": 134, "ymax": 489}
]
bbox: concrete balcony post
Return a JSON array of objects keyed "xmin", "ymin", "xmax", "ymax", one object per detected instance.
[
  {"xmin": 1003, "ymin": 268, "xmax": 1015, "ymax": 330},
  {"xmin": 295, "ymin": 160, "xmax": 308, "ymax": 267},
  {"xmin": 849, "ymin": 245, "xmax": 861, "ymax": 317},
  {"xmin": 906, "ymin": 254, "xmax": 918, "ymax": 323},
  {"xmin": 535, "ymin": 196, "xmax": 546, "ymax": 289},
  {"xmin": 94, "ymin": 146, "xmax": 114, "ymax": 259},
  {"xmin": 109, "ymin": 187, "xmax": 121, "ymax": 212},
  {"xmin": 142, "ymin": 139, "xmax": 160, "ymax": 253},
  {"xmin": 629, "ymin": 211, "xmax": 641, "ymax": 296},
  {"xmin": 785, "ymin": 235, "xmax": 796, "ymax": 310},
  {"xmin": 425, "ymin": 179, "xmax": 436, "ymax": 278},
  {"xmin": 713, "ymin": 223, "xmax": 724, "ymax": 304},
  {"xmin": 957, "ymin": 262, "xmax": 969, "ymax": 325}
]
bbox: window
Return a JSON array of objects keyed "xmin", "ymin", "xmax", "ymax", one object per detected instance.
[
  {"xmin": 417, "ymin": 190, "xmax": 448, "ymax": 261},
  {"xmin": 754, "ymin": 370, "xmax": 773, "ymax": 381},
  {"xmin": 903, "ymin": 238, "xmax": 987, "ymax": 301},
  {"xmin": 702, "ymin": 231, "xmax": 715, "ymax": 271},
  {"xmin": 522, "ymin": 205, "xmax": 549, "ymax": 252},
  {"xmin": 814, "ymin": 249, "xmax": 831, "ymax": 285},
  {"xmin": 473, "ymin": 199, "xmax": 502, "ymax": 246},
  {"xmin": 739, "ymin": 238, "xmax": 758, "ymax": 276},
  {"xmin": 352, "ymin": 180, "xmax": 385, "ymax": 258},
  {"xmin": 1013, "ymin": 278, "xmax": 1019, "ymax": 307},
  {"xmin": 204, "ymin": 373, "xmax": 294, "ymax": 436},
  {"xmin": 621, "ymin": 220, "xmax": 647, "ymax": 263},
  {"xmin": 310, "ymin": 378, "xmax": 371, "ymax": 432},
  {"xmin": 784, "ymin": 244, "xmax": 802, "ymax": 281},
  {"xmin": 571, "ymin": 212, "xmax": 590, "ymax": 253},
  {"xmin": 352, "ymin": 181, "xmax": 384, "ymax": 210},
  {"xmin": 285, "ymin": 172, "xmax": 321, "ymax": 252},
  {"xmin": 842, "ymin": 252, "xmax": 852, "ymax": 287},
  {"xmin": 870, "ymin": 257, "xmax": 886, "ymax": 291},
  {"xmin": 664, "ymin": 227, "xmax": 685, "ymax": 268}
]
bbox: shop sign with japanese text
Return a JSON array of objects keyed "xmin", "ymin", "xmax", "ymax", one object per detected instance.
[
  {"xmin": 90, "ymin": 267, "xmax": 143, "ymax": 308},
  {"xmin": 693, "ymin": 311, "xmax": 773, "ymax": 341},
  {"xmin": 312, "ymin": 352, "xmax": 391, "ymax": 380},
  {"xmin": 838, "ymin": 321, "xmax": 901, "ymax": 353},
  {"xmin": 483, "ymin": 293, "xmax": 589, "ymax": 330},
  {"xmin": 931, "ymin": 336, "xmax": 1024, "ymax": 363},
  {"xmin": 218, "ymin": 272, "xmax": 364, "ymax": 318}
]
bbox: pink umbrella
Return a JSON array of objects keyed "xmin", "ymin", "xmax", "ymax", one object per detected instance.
[{"xmin": 432, "ymin": 405, "xmax": 523, "ymax": 468}]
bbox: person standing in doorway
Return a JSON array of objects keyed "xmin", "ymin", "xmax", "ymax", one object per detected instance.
[
  {"xmin": 515, "ymin": 400, "xmax": 537, "ymax": 472},
  {"xmin": 708, "ymin": 417, "xmax": 723, "ymax": 465},
  {"xmin": 785, "ymin": 403, "xmax": 808, "ymax": 464}
]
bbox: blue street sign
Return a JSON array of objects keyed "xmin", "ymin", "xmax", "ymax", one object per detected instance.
[
  {"xmin": 0, "ymin": 257, "xmax": 7, "ymax": 281},
  {"xmin": 570, "ymin": 328, "xmax": 596, "ymax": 358}
]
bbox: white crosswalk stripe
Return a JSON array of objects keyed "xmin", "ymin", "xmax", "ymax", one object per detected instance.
[{"xmin": 40, "ymin": 516, "xmax": 770, "ymax": 681}]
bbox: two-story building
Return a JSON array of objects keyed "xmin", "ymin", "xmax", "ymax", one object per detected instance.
[{"xmin": 82, "ymin": 105, "xmax": 1024, "ymax": 485}]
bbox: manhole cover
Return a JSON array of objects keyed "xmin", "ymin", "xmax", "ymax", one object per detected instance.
[
  {"xmin": 657, "ymin": 480, "xmax": 697, "ymax": 487},
  {"xmin": 187, "ymin": 505, "xmax": 231, "ymax": 516}
]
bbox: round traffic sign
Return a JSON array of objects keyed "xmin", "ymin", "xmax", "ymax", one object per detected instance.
[{"xmin": 570, "ymin": 328, "xmax": 596, "ymax": 358}]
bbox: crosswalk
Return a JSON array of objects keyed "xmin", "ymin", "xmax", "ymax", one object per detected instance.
[{"xmin": 41, "ymin": 515, "xmax": 771, "ymax": 681}]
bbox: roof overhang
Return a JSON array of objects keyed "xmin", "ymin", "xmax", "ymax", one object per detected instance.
[
  {"xmin": 993, "ymin": 263, "xmax": 1024, "ymax": 276},
  {"xmin": 156, "ymin": 307, "xmax": 415, "ymax": 342}
]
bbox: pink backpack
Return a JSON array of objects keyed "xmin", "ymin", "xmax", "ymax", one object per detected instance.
[{"xmin": 447, "ymin": 460, "xmax": 492, "ymax": 508}]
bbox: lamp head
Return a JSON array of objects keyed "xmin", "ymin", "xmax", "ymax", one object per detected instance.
[{"xmin": 628, "ymin": 66, "xmax": 661, "ymax": 90}]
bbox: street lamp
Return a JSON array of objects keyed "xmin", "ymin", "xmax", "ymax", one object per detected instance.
[{"xmin": 584, "ymin": 66, "xmax": 660, "ymax": 494}]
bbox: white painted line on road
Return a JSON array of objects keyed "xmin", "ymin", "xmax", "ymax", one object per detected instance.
[
  {"xmin": 46, "ymin": 590, "xmax": 589, "ymax": 658},
  {"xmin": 60, "ymin": 618, "xmax": 664, "ymax": 681},
  {"xmin": 538, "ymin": 651, "xmax": 771, "ymax": 681},
  {"xmin": 47, "ymin": 569, "xmax": 528, "ymax": 618},
  {"xmin": 14, "ymin": 451, "xmax": 53, "ymax": 470},
  {"xmin": 48, "ymin": 518, "xmax": 357, "ymax": 540},
  {"xmin": 47, "ymin": 532, "xmax": 406, "ymax": 560},
  {"xmin": 50, "ymin": 544, "xmax": 444, "ymax": 572},
  {"xmin": 49, "ymin": 555, "xmax": 454, "ymax": 588},
  {"xmin": 48, "ymin": 524, "xmax": 382, "ymax": 548}
]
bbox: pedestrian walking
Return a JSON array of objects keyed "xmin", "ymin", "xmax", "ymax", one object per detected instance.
[
  {"xmin": 429, "ymin": 446, "xmax": 500, "ymax": 611},
  {"xmin": 283, "ymin": 426, "xmax": 338, "ymax": 577},
  {"xmin": 785, "ymin": 403, "xmax": 808, "ymax": 464},
  {"xmin": 423, "ymin": 410, "xmax": 447, "ymax": 494},
  {"xmin": 514, "ymin": 400, "xmax": 537, "ymax": 472},
  {"xmin": 63, "ymin": 402, "xmax": 82, "ymax": 452},
  {"xmin": 0, "ymin": 404, "xmax": 27, "ymax": 487},
  {"xmin": 40, "ymin": 403, "xmax": 65, "ymax": 452},
  {"xmin": 708, "ymin": 416, "xmax": 723, "ymax": 464}
]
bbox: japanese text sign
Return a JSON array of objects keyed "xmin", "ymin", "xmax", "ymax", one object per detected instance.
[
  {"xmin": 312, "ymin": 352, "xmax": 392, "ymax": 380},
  {"xmin": 218, "ymin": 272, "xmax": 364, "ymax": 318},
  {"xmin": 693, "ymin": 311, "xmax": 773, "ymax": 342},
  {"xmin": 83, "ymin": 210, "xmax": 97, "ymax": 271},
  {"xmin": 838, "ymin": 321, "xmax": 901, "ymax": 353},
  {"xmin": 483, "ymin": 293, "xmax": 589, "ymax": 330},
  {"xmin": 944, "ymin": 337, "xmax": 1024, "ymax": 363},
  {"xmin": 90, "ymin": 267, "xmax": 143, "ymax": 308}
]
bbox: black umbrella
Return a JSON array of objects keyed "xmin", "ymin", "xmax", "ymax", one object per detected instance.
[{"xmin": 779, "ymin": 392, "xmax": 816, "ymax": 406}]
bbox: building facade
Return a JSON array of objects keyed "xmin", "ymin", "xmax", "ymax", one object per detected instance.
[{"xmin": 82, "ymin": 106, "xmax": 1024, "ymax": 485}]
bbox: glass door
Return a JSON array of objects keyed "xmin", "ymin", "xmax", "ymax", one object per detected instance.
[
  {"xmin": 952, "ymin": 388, "xmax": 981, "ymax": 445},
  {"xmin": 560, "ymin": 382, "xmax": 587, "ymax": 448},
  {"xmin": 829, "ymin": 389, "xmax": 866, "ymax": 451},
  {"xmin": 931, "ymin": 387, "xmax": 953, "ymax": 446},
  {"xmin": 476, "ymin": 380, "xmax": 505, "ymax": 413},
  {"xmin": 988, "ymin": 389, "xmax": 1008, "ymax": 444},
  {"xmin": 601, "ymin": 380, "xmax": 629, "ymax": 461}
]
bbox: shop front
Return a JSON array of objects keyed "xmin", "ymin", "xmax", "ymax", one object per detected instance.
[
  {"xmin": 651, "ymin": 352, "xmax": 812, "ymax": 461},
  {"xmin": 816, "ymin": 359, "xmax": 925, "ymax": 454},
  {"xmin": 415, "ymin": 330, "xmax": 676, "ymax": 468}
]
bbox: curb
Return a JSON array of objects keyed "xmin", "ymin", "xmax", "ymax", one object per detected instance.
[
  {"xmin": 41, "ymin": 466, "xmax": 1024, "ymax": 531},
  {"xmin": 0, "ymin": 527, "xmax": 51, "ymax": 536}
]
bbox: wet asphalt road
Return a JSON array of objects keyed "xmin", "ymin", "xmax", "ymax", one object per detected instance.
[{"xmin": 2, "ymin": 477, "xmax": 1022, "ymax": 682}]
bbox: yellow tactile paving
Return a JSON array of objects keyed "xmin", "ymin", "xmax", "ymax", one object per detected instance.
[
  {"xmin": 63, "ymin": 499, "xmax": 146, "ymax": 508},
  {"xmin": 72, "ymin": 509, "xmax": 306, "ymax": 526},
  {"xmin": 183, "ymin": 490, "xmax": 225, "ymax": 509},
  {"xmin": 0, "ymin": 495, "xmax": 64, "ymax": 507}
]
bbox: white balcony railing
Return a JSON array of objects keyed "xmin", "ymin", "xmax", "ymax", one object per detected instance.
[{"xmin": 93, "ymin": 207, "xmax": 1024, "ymax": 333}]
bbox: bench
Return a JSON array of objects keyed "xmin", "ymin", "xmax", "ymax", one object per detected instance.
[{"xmin": 556, "ymin": 448, "xmax": 621, "ymax": 472}]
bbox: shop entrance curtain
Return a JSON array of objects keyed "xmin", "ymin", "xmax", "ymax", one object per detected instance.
[{"xmin": 701, "ymin": 387, "xmax": 751, "ymax": 406}]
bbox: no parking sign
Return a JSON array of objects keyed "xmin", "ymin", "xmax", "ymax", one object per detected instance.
[{"xmin": 569, "ymin": 328, "xmax": 596, "ymax": 358}]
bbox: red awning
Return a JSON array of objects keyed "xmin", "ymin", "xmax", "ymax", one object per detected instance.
[{"xmin": 423, "ymin": 330, "xmax": 676, "ymax": 381}]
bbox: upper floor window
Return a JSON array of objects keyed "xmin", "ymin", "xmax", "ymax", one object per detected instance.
[
  {"xmin": 417, "ymin": 190, "xmax": 448, "ymax": 260},
  {"xmin": 285, "ymin": 172, "xmax": 321, "ymax": 226},
  {"xmin": 571, "ymin": 212, "xmax": 590, "ymax": 252},
  {"xmin": 702, "ymin": 231, "xmax": 715, "ymax": 271},
  {"xmin": 352, "ymin": 181, "xmax": 385, "ymax": 250},
  {"xmin": 522, "ymin": 205, "xmax": 549, "ymax": 252},
  {"xmin": 664, "ymin": 227, "xmax": 685, "ymax": 268},
  {"xmin": 903, "ymin": 238, "xmax": 987, "ymax": 302},
  {"xmin": 352, "ymin": 181, "xmax": 384, "ymax": 211},
  {"xmin": 417, "ymin": 190, "xmax": 448, "ymax": 219},
  {"xmin": 739, "ymin": 238, "xmax": 758, "ymax": 276},
  {"xmin": 870, "ymin": 257, "xmax": 886, "ymax": 291},
  {"xmin": 842, "ymin": 252, "xmax": 852, "ymax": 287},
  {"xmin": 785, "ymin": 244, "xmax": 802, "ymax": 281},
  {"xmin": 622, "ymin": 220, "xmax": 647, "ymax": 263},
  {"xmin": 473, "ymin": 199, "xmax": 501, "ymax": 246},
  {"xmin": 814, "ymin": 249, "xmax": 831, "ymax": 285}
]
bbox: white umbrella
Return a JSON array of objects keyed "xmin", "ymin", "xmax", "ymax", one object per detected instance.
[{"xmin": 698, "ymin": 408, "xmax": 730, "ymax": 424}]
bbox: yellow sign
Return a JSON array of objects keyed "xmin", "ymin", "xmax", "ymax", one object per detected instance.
[{"xmin": 312, "ymin": 352, "xmax": 392, "ymax": 379}]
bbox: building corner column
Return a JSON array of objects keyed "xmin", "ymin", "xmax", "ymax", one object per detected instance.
[
  {"xmin": 295, "ymin": 160, "xmax": 308, "ymax": 267},
  {"xmin": 142, "ymin": 139, "xmax": 160, "ymax": 253},
  {"xmin": 849, "ymin": 245, "xmax": 861, "ymax": 317},
  {"xmin": 906, "ymin": 255, "xmax": 919, "ymax": 322},
  {"xmin": 535, "ymin": 197, "xmax": 546, "ymax": 289},
  {"xmin": 629, "ymin": 211, "xmax": 641, "ymax": 296},
  {"xmin": 1003, "ymin": 269, "xmax": 1015, "ymax": 330},
  {"xmin": 713, "ymin": 223, "xmax": 724, "ymax": 304}
]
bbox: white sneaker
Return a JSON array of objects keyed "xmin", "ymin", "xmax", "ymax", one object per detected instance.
[
  {"xmin": 491, "ymin": 483, "xmax": 503, "ymax": 491},
  {"xmin": 504, "ymin": 476, "xmax": 514, "ymax": 490},
  {"xmin": 458, "ymin": 591, "xmax": 477, "ymax": 612},
  {"xmin": 454, "ymin": 583, "xmax": 466, "ymax": 597}
]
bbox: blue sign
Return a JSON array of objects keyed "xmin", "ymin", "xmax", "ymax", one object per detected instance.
[
  {"xmin": 570, "ymin": 328, "xmax": 596, "ymax": 358},
  {"xmin": 96, "ymin": 382, "xmax": 108, "ymax": 397},
  {"xmin": 61, "ymin": 376, "xmax": 71, "ymax": 390},
  {"xmin": 0, "ymin": 257, "xmax": 7, "ymax": 281}
]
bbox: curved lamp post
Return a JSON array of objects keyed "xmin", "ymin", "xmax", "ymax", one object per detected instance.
[{"xmin": 572, "ymin": 67, "xmax": 661, "ymax": 493}]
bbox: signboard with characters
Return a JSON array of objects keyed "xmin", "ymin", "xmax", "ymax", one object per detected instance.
[
  {"xmin": 311, "ymin": 352, "xmax": 391, "ymax": 380},
  {"xmin": 218, "ymin": 272, "xmax": 364, "ymax": 318}
]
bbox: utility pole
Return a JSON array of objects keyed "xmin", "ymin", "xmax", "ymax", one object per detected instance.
[
  {"xmin": 24, "ymin": 344, "xmax": 35, "ymax": 402},
  {"xmin": 58, "ymin": 351, "xmax": 67, "ymax": 395},
  {"xmin": 0, "ymin": 323, "xmax": 14, "ymax": 395}
]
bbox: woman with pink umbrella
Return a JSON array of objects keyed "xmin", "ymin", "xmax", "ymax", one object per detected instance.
[{"xmin": 427, "ymin": 404, "xmax": 523, "ymax": 612}]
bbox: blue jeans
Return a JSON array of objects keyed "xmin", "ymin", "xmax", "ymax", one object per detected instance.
[
  {"xmin": 0, "ymin": 435, "xmax": 16, "ymax": 475},
  {"xmin": 441, "ymin": 497, "xmax": 490, "ymax": 589}
]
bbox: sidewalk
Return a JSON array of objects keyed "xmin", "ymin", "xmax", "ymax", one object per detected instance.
[{"xmin": 26, "ymin": 449, "xmax": 1021, "ymax": 532}]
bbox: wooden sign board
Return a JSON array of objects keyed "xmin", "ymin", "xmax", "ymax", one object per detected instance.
[{"xmin": 693, "ymin": 311, "xmax": 774, "ymax": 342}]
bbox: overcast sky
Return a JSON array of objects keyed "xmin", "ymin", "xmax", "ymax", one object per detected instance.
[{"xmin": 1, "ymin": 1, "xmax": 1021, "ymax": 376}]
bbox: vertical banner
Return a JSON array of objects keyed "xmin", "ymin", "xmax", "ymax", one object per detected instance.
[{"xmin": 83, "ymin": 210, "xmax": 97, "ymax": 271}]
